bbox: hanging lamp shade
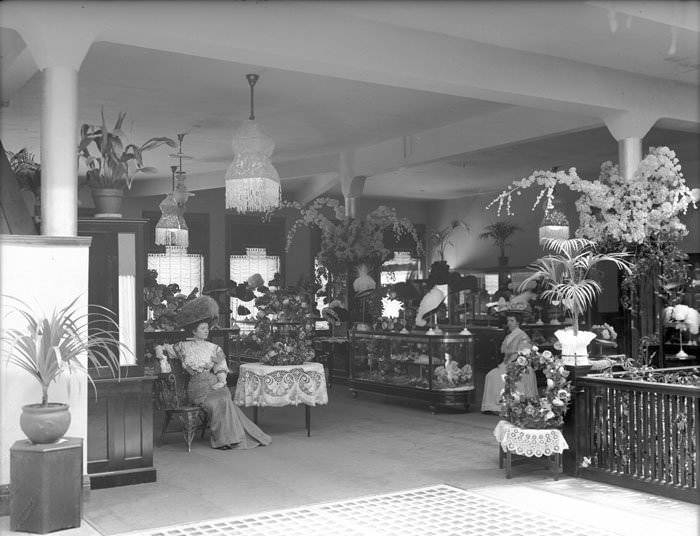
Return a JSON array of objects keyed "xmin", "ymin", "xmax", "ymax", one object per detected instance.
[
  {"xmin": 225, "ymin": 74, "xmax": 281, "ymax": 213},
  {"xmin": 538, "ymin": 206, "xmax": 570, "ymax": 245},
  {"xmin": 155, "ymin": 159, "xmax": 189, "ymax": 249},
  {"xmin": 155, "ymin": 192, "xmax": 189, "ymax": 248}
]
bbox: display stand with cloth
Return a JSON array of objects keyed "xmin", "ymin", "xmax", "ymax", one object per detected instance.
[{"xmin": 493, "ymin": 420, "xmax": 568, "ymax": 480}]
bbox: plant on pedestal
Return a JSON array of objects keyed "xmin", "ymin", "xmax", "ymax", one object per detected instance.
[
  {"xmin": 519, "ymin": 238, "xmax": 632, "ymax": 366},
  {"xmin": 428, "ymin": 219, "xmax": 469, "ymax": 273},
  {"xmin": 78, "ymin": 107, "xmax": 176, "ymax": 217},
  {"xmin": 1, "ymin": 296, "xmax": 127, "ymax": 443},
  {"xmin": 479, "ymin": 221, "xmax": 523, "ymax": 291}
]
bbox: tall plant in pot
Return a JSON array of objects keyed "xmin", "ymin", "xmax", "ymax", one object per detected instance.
[
  {"xmin": 1, "ymin": 296, "xmax": 127, "ymax": 443},
  {"xmin": 77, "ymin": 107, "xmax": 176, "ymax": 217},
  {"xmin": 519, "ymin": 238, "xmax": 632, "ymax": 366}
]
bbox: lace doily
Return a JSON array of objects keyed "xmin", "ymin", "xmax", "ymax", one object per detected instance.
[{"xmin": 493, "ymin": 420, "xmax": 569, "ymax": 457}]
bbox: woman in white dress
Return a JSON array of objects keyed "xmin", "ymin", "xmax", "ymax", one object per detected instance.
[
  {"xmin": 481, "ymin": 313, "xmax": 538, "ymax": 413},
  {"xmin": 161, "ymin": 296, "xmax": 271, "ymax": 450}
]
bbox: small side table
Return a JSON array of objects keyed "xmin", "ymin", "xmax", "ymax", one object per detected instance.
[
  {"xmin": 234, "ymin": 362, "xmax": 328, "ymax": 437},
  {"xmin": 10, "ymin": 437, "xmax": 83, "ymax": 534},
  {"xmin": 493, "ymin": 420, "xmax": 568, "ymax": 480}
]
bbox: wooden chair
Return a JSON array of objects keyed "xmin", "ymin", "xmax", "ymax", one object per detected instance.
[{"xmin": 153, "ymin": 358, "xmax": 209, "ymax": 452}]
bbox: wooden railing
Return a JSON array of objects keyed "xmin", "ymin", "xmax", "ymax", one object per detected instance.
[{"xmin": 574, "ymin": 367, "xmax": 699, "ymax": 504}]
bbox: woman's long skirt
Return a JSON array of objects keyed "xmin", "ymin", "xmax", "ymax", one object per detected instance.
[{"xmin": 188, "ymin": 372, "xmax": 271, "ymax": 449}]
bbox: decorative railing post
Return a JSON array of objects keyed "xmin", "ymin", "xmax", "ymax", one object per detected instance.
[{"xmin": 562, "ymin": 364, "xmax": 592, "ymax": 475}]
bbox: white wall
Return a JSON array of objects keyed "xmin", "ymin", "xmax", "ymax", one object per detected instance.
[{"xmin": 0, "ymin": 235, "xmax": 91, "ymax": 486}]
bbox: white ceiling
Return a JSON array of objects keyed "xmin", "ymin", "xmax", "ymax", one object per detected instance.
[{"xmin": 0, "ymin": 1, "xmax": 698, "ymax": 202}]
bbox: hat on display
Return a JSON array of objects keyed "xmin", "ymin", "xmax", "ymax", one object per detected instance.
[
  {"xmin": 322, "ymin": 299, "xmax": 349, "ymax": 325},
  {"xmin": 175, "ymin": 295, "xmax": 220, "ymax": 329},
  {"xmin": 235, "ymin": 283, "xmax": 255, "ymax": 302},
  {"xmin": 428, "ymin": 260, "xmax": 450, "ymax": 285},
  {"xmin": 414, "ymin": 286, "xmax": 445, "ymax": 327},
  {"xmin": 247, "ymin": 273, "xmax": 265, "ymax": 289}
]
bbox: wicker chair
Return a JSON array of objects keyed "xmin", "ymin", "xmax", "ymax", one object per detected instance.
[{"xmin": 153, "ymin": 358, "xmax": 209, "ymax": 452}]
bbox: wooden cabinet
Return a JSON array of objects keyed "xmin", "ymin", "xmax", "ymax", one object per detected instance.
[{"xmin": 78, "ymin": 218, "xmax": 156, "ymax": 488}]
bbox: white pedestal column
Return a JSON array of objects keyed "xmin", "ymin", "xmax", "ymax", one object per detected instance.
[
  {"xmin": 618, "ymin": 137, "xmax": 642, "ymax": 181},
  {"xmin": 41, "ymin": 66, "xmax": 78, "ymax": 237}
]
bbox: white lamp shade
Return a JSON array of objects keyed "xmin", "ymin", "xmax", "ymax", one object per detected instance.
[
  {"xmin": 225, "ymin": 119, "xmax": 281, "ymax": 212},
  {"xmin": 155, "ymin": 192, "xmax": 189, "ymax": 248},
  {"xmin": 539, "ymin": 208, "xmax": 570, "ymax": 245}
]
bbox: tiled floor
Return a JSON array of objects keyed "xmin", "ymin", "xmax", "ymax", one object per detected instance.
[
  {"xmin": 2, "ymin": 387, "xmax": 698, "ymax": 536},
  {"xmin": 113, "ymin": 484, "xmax": 622, "ymax": 536}
]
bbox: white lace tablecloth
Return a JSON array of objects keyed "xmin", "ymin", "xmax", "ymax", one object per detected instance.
[
  {"xmin": 493, "ymin": 420, "xmax": 569, "ymax": 457},
  {"xmin": 234, "ymin": 362, "xmax": 329, "ymax": 408}
]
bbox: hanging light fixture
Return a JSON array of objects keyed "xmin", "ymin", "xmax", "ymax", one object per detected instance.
[
  {"xmin": 225, "ymin": 73, "xmax": 281, "ymax": 213},
  {"xmin": 539, "ymin": 194, "xmax": 570, "ymax": 245},
  {"xmin": 155, "ymin": 133, "xmax": 192, "ymax": 248}
]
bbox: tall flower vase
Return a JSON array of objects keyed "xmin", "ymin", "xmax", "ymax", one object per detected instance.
[{"xmin": 555, "ymin": 328, "xmax": 596, "ymax": 366}]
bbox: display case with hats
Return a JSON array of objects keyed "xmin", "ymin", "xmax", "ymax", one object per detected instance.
[{"xmin": 348, "ymin": 330, "xmax": 475, "ymax": 413}]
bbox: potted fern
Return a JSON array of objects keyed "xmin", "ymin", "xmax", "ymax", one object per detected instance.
[
  {"xmin": 1, "ymin": 296, "xmax": 128, "ymax": 443},
  {"xmin": 518, "ymin": 238, "xmax": 632, "ymax": 366},
  {"xmin": 77, "ymin": 107, "xmax": 176, "ymax": 216}
]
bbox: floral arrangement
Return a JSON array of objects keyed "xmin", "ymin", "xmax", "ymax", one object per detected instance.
[
  {"xmin": 247, "ymin": 286, "xmax": 316, "ymax": 366},
  {"xmin": 487, "ymin": 147, "xmax": 699, "ymax": 311},
  {"xmin": 271, "ymin": 197, "xmax": 422, "ymax": 276},
  {"xmin": 501, "ymin": 345, "xmax": 571, "ymax": 429},
  {"xmin": 487, "ymin": 147, "xmax": 697, "ymax": 245},
  {"xmin": 433, "ymin": 356, "xmax": 473, "ymax": 389}
]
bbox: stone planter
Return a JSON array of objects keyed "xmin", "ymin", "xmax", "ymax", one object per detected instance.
[{"xmin": 20, "ymin": 403, "xmax": 71, "ymax": 444}]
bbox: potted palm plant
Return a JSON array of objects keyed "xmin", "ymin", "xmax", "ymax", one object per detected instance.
[
  {"xmin": 428, "ymin": 219, "xmax": 470, "ymax": 284},
  {"xmin": 479, "ymin": 221, "xmax": 522, "ymax": 266},
  {"xmin": 77, "ymin": 107, "xmax": 176, "ymax": 216},
  {"xmin": 518, "ymin": 238, "xmax": 632, "ymax": 366},
  {"xmin": 1, "ymin": 296, "xmax": 128, "ymax": 443}
]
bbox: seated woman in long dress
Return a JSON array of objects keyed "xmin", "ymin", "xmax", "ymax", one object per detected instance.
[
  {"xmin": 481, "ymin": 313, "xmax": 538, "ymax": 413},
  {"xmin": 163, "ymin": 296, "xmax": 271, "ymax": 450}
]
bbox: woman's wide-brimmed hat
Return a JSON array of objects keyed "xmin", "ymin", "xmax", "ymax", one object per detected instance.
[{"xmin": 175, "ymin": 296, "xmax": 220, "ymax": 329}]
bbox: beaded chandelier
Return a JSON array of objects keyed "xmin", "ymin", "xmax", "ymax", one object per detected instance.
[
  {"xmin": 225, "ymin": 74, "xmax": 281, "ymax": 213},
  {"xmin": 156, "ymin": 133, "xmax": 192, "ymax": 248}
]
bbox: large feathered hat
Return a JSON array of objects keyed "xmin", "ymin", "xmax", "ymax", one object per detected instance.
[{"xmin": 175, "ymin": 295, "xmax": 219, "ymax": 329}]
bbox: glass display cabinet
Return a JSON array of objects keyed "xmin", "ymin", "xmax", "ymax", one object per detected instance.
[{"xmin": 348, "ymin": 330, "xmax": 475, "ymax": 413}]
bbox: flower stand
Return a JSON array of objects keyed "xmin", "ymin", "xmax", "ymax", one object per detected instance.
[{"xmin": 493, "ymin": 420, "xmax": 568, "ymax": 480}]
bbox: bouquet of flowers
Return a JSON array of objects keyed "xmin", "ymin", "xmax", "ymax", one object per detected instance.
[
  {"xmin": 501, "ymin": 345, "xmax": 571, "ymax": 429},
  {"xmin": 247, "ymin": 286, "xmax": 316, "ymax": 366}
]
